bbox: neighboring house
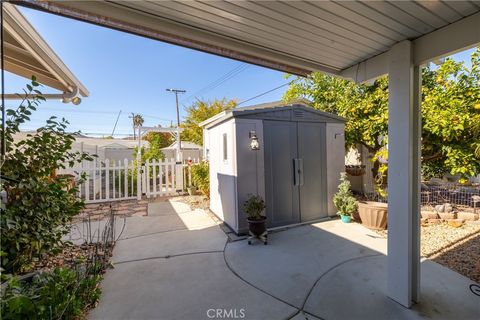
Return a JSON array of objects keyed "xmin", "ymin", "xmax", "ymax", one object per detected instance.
[
  {"xmin": 13, "ymin": 132, "xmax": 148, "ymax": 164},
  {"xmin": 72, "ymin": 137, "xmax": 148, "ymax": 163},
  {"xmin": 161, "ymin": 141, "xmax": 203, "ymax": 161}
]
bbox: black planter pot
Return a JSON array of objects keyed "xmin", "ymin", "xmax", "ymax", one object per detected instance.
[{"xmin": 247, "ymin": 217, "xmax": 267, "ymax": 236}]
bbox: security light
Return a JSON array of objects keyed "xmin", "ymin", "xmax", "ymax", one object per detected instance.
[{"xmin": 249, "ymin": 131, "xmax": 260, "ymax": 151}]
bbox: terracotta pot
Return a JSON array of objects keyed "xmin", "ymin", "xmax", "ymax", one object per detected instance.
[
  {"xmin": 247, "ymin": 217, "xmax": 267, "ymax": 236},
  {"xmin": 357, "ymin": 201, "xmax": 388, "ymax": 230}
]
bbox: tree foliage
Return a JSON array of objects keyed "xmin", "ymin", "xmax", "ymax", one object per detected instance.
[
  {"xmin": 181, "ymin": 98, "xmax": 237, "ymax": 145},
  {"xmin": 190, "ymin": 162, "xmax": 210, "ymax": 197},
  {"xmin": 135, "ymin": 131, "xmax": 174, "ymax": 162},
  {"xmin": 284, "ymin": 48, "xmax": 480, "ymax": 182},
  {"xmin": 0, "ymin": 79, "xmax": 92, "ymax": 273}
]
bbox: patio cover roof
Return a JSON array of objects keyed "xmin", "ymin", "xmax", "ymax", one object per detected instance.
[
  {"xmin": 10, "ymin": 0, "xmax": 480, "ymax": 82},
  {"xmin": 3, "ymin": 2, "xmax": 88, "ymax": 96}
]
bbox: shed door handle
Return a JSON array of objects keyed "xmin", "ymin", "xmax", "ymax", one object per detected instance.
[
  {"xmin": 298, "ymin": 159, "xmax": 304, "ymax": 186},
  {"xmin": 293, "ymin": 158, "xmax": 301, "ymax": 186}
]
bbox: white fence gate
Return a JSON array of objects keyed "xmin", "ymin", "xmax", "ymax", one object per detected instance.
[{"xmin": 68, "ymin": 158, "xmax": 198, "ymax": 203}]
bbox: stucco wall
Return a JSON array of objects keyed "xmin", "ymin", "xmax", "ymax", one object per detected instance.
[{"xmin": 326, "ymin": 123, "xmax": 346, "ymax": 216}]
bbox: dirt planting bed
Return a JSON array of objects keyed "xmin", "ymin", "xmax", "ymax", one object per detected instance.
[{"xmin": 375, "ymin": 222, "xmax": 480, "ymax": 282}]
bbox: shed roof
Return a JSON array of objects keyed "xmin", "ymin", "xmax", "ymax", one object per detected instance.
[{"xmin": 200, "ymin": 100, "xmax": 346, "ymax": 129}]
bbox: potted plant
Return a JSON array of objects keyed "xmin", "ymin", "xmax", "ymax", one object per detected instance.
[
  {"xmin": 357, "ymin": 158, "xmax": 389, "ymax": 230},
  {"xmin": 187, "ymin": 185, "xmax": 197, "ymax": 196},
  {"xmin": 333, "ymin": 172, "xmax": 358, "ymax": 223},
  {"xmin": 244, "ymin": 194, "xmax": 267, "ymax": 244}
]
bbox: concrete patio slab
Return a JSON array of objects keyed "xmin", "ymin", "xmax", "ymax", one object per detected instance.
[
  {"xmin": 89, "ymin": 202, "xmax": 478, "ymax": 320},
  {"xmin": 89, "ymin": 253, "xmax": 297, "ymax": 320},
  {"xmin": 303, "ymin": 255, "xmax": 480, "ymax": 320},
  {"xmin": 148, "ymin": 200, "xmax": 192, "ymax": 216},
  {"xmin": 113, "ymin": 225, "xmax": 227, "ymax": 263},
  {"xmin": 289, "ymin": 311, "xmax": 322, "ymax": 320},
  {"xmin": 225, "ymin": 221, "xmax": 386, "ymax": 308}
]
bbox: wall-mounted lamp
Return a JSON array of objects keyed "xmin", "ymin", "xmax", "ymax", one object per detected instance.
[{"xmin": 249, "ymin": 131, "xmax": 260, "ymax": 151}]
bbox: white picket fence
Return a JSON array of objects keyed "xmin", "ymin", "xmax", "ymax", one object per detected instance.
[{"xmin": 68, "ymin": 158, "xmax": 199, "ymax": 203}]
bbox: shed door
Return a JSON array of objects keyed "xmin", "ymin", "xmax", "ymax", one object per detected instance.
[
  {"xmin": 298, "ymin": 122, "xmax": 328, "ymax": 221},
  {"xmin": 263, "ymin": 120, "xmax": 300, "ymax": 227}
]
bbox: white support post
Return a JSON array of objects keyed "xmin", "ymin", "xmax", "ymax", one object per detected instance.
[{"xmin": 387, "ymin": 40, "xmax": 421, "ymax": 307}]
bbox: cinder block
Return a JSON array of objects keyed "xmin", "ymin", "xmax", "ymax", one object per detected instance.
[
  {"xmin": 457, "ymin": 212, "xmax": 479, "ymax": 221},
  {"xmin": 421, "ymin": 211, "xmax": 438, "ymax": 219},
  {"xmin": 438, "ymin": 212, "xmax": 456, "ymax": 220},
  {"xmin": 428, "ymin": 218, "xmax": 443, "ymax": 225}
]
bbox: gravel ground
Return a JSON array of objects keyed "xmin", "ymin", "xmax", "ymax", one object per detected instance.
[
  {"xmin": 431, "ymin": 232, "xmax": 480, "ymax": 283},
  {"xmin": 375, "ymin": 222, "xmax": 480, "ymax": 282},
  {"xmin": 172, "ymin": 194, "xmax": 210, "ymax": 210}
]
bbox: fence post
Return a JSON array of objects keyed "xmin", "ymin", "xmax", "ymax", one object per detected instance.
[
  {"xmin": 146, "ymin": 159, "xmax": 150, "ymax": 198},
  {"xmin": 176, "ymin": 160, "xmax": 184, "ymax": 192},
  {"xmin": 124, "ymin": 159, "xmax": 128, "ymax": 198},
  {"xmin": 105, "ymin": 159, "xmax": 110, "ymax": 201},
  {"xmin": 136, "ymin": 151, "xmax": 142, "ymax": 200}
]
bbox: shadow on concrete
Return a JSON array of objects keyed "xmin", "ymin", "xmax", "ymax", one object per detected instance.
[{"xmin": 225, "ymin": 221, "xmax": 479, "ymax": 319}]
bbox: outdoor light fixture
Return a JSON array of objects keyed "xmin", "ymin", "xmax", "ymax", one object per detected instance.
[{"xmin": 249, "ymin": 131, "xmax": 260, "ymax": 151}]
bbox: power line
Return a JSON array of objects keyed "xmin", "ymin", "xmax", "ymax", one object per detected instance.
[
  {"xmin": 13, "ymin": 107, "xmax": 175, "ymax": 122},
  {"xmin": 237, "ymin": 82, "xmax": 292, "ymax": 107},
  {"xmin": 181, "ymin": 63, "xmax": 249, "ymax": 103}
]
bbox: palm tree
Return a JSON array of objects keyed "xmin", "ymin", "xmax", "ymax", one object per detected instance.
[{"xmin": 130, "ymin": 113, "xmax": 144, "ymax": 139}]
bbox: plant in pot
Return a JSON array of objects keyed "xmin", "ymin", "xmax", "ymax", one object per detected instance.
[
  {"xmin": 244, "ymin": 194, "xmax": 267, "ymax": 245},
  {"xmin": 357, "ymin": 156, "xmax": 389, "ymax": 230},
  {"xmin": 333, "ymin": 172, "xmax": 358, "ymax": 223},
  {"xmin": 187, "ymin": 184, "xmax": 197, "ymax": 196}
]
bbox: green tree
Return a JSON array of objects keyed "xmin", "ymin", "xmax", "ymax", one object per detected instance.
[
  {"xmin": 181, "ymin": 98, "xmax": 237, "ymax": 145},
  {"xmin": 284, "ymin": 72, "xmax": 388, "ymax": 180},
  {"xmin": 285, "ymin": 48, "xmax": 480, "ymax": 183},
  {"xmin": 135, "ymin": 130, "xmax": 174, "ymax": 162}
]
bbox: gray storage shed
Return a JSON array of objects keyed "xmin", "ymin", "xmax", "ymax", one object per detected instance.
[{"xmin": 201, "ymin": 101, "xmax": 346, "ymax": 234}]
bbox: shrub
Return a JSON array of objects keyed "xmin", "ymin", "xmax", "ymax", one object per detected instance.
[
  {"xmin": 1, "ymin": 266, "xmax": 102, "ymax": 319},
  {"xmin": 0, "ymin": 80, "xmax": 92, "ymax": 273},
  {"xmin": 243, "ymin": 195, "xmax": 266, "ymax": 221},
  {"xmin": 191, "ymin": 162, "xmax": 209, "ymax": 197},
  {"xmin": 333, "ymin": 172, "xmax": 358, "ymax": 217}
]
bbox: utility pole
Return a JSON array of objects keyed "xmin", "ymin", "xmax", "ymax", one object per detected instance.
[
  {"xmin": 111, "ymin": 110, "xmax": 122, "ymax": 137},
  {"xmin": 166, "ymin": 88, "xmax": 186, "ymax": 162}
]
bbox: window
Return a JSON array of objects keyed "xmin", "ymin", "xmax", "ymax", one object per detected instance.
[{"xmin": 223, "ymin": 133, "xmax": 228, "ymax": 161}]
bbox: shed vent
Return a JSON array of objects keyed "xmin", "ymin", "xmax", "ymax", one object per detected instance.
[{"xmin": 293, "ymin": 110, "xmax": 304, "ymax": 118}]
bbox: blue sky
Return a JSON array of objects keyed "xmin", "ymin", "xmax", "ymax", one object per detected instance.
[
  {"xmin": 5, "ymin": 7, "xmax": 287, "ymax": 136},
  {"xmin": 5, "ymin": 7, "xmax": 476, "ymax": 137}
]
